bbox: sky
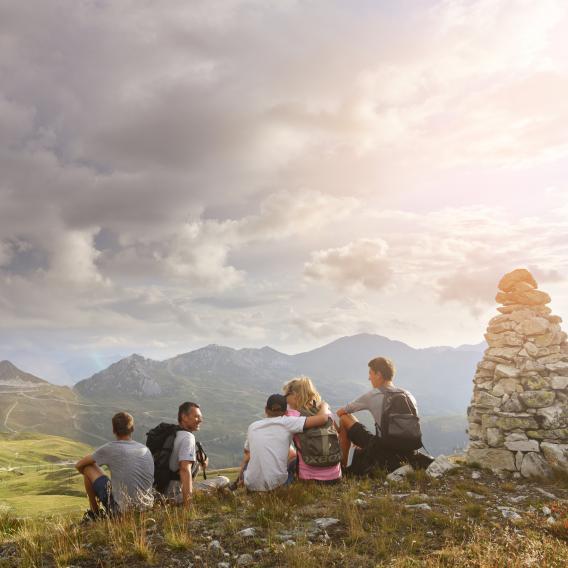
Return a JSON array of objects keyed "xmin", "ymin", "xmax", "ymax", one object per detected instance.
[{"xmin": 2, "ymin": 0, "xmax": 568, "ymax": 384}]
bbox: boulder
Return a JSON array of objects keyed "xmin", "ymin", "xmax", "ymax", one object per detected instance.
[
  {"xmin": 485, "ymin": 332, "xmax": 523, "ymax": 347},
  {"xmin": 386, "ymin": 464, "xmax": 414, "ymax": 482},
  {"xmin": 466, "ymin": 448, "xmax": 516, "ymax": 471},
  {"xmin": 494, "ymin": 365, "xmax": 520, "ymax": 379},
  {"xmin": 237, "ymin": 554, "xmax": 254, "ymax": 567},
  {"xmin": 519, "ymin": 391, "xmax": 555, "ymax": 408},
  {"xmin": 536, "ymin": 405, "xmax": 568, "ymax": 429},
  {"xmin": 492, "ymin": 379, "xmax": 522, "ymax": 396},
  {"xmin": 533, "ymin": 332, "xmax": 561, "ymax": 348},
  {"xmin": 505, "ymin": 432, "xmax": 528, "ymax": 443},
  {"xmin": 481, "ymin": 414, "xmax": 499, "ymax": 429},
  {"xmin": 541, "ymin": 442, "xmax": 568, "ymax": 470},
  {"xmin": 498, "ymin": 269, "xmax": 537, "ymax": 292},
  {"xmin": 495, "ymin": 414, "xmax": 539, "ymax": 430},
  {"xmin": 486, "ymin": 347, "xmax": 521, "ymax": 361},
  {"xmin": 527, "ymin": 428, "xmax": 568, "ymax": 440},
  {"xmin": 536, "ymin": 353, "xmax": 564, "ymax": 364},
  {"xmin": 545, "ymin": 361, "xmax": 568, "ymax": 376},
  {"xmin": 504, "ymin": 439, "xmax": 540, "ymax": 452},
  {"xmin": 516, "ymin": 317, "xmax": 551, "ymax": 336},
  {"xmin": 488, "ymin": 321, "xmax": 516, "ymax": 333},
  {"xmin": 551, "ymin": 376, "xmax": 568, "ymax": 390},
  {"xmin": 520, "ymin": 375, "xmax": 550, "ymax": 390},
  {"xmin": 520, "ymin": 452, "xmax": 553, "ymax": 478},
  {"xmin": 478, "ymin": 360, "xmax": 497, "ymax": 371},
  {"xmin": 475, "ymin": 392, "xmax": 502, "ymax": 408},
  {"xmin": 486, "ymin": 428, "xmax": 504, "ymax": 447},
  {"xmin": 524, "ymin": 342, "xmax": 539, "ymax": 357},
  {"xmin": 501, "ymin": 395, "xmax": 525, "ymax": 413},
  {"xmin": 313, "ymin": 518, "xmax": 340, "ymax": 530},
  {"xmin": 468, "ymin": 423, "xmax": 482, "ymax": 440},
  {"xmin": 425, "ymin": 455, "xmax": 458, "ymax": 478},
  {"xmin": 515, "ymin": 289, "xmax": 551, "ymax": 306}
]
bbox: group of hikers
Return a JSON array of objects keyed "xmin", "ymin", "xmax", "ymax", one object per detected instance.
[{"xmin": 75, "ymin": 356, "xmax": 433, "ymax": 520}]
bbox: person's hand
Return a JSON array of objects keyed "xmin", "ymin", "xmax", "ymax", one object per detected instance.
[{"xmin": 336, "ymin": 408, "xmax": 346, "ymax": 417}]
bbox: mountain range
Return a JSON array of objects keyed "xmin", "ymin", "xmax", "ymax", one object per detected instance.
[{"xmin": 2, "ymin": 334, "xmax": 485, "ymax": 467}]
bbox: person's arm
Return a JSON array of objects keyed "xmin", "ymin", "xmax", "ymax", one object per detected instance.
[
  {"xmin": 235, "ymin": 449, "xmax": 250, "ymax": 486},
  {"xmin": 304, "ymin": 401, "xmax": 330, "ymax": 429},
  {"xmin": 342, "ymin": 392, "xmax": 372, "ymax": 415},
  {"xmin": 179, "ymin": 460, "xmax": 193, "ymax": 507},
  {"xmin": 75, "ymin": 454, "xmax": 95, "ymax": 473}
]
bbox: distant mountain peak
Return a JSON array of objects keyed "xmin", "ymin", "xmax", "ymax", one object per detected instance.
[{"xmin": 0, "ymin": 360, "xmax": 48, "ymax": 384}]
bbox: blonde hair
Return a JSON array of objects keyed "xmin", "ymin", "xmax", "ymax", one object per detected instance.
[{"xmin": 282, "ymin": 376, "xmax": 322, "ymax": 411}]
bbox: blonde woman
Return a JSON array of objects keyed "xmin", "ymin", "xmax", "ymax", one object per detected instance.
[{"xmin": 283, "ymin": 377, "xmax": 341, "ymax": 483}]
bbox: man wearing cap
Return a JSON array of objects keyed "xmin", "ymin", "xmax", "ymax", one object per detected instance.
[{"xmin": 235, "ymin": 394, "xmax": 331, "ymax": 492}]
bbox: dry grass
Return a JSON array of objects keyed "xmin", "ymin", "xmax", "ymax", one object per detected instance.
[{"xmin": 1, "ymin": 469, "xmax": 567, "ymax": 567}]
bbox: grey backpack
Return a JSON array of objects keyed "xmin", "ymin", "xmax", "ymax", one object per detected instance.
[{"xmin": 295, "ymin": 405, "xmax": 341, "ymax": 467}]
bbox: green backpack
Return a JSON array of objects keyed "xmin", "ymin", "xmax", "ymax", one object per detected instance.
[{"xmin": 295, "ymin": 404, "xmax": 341, "ymax": 467}]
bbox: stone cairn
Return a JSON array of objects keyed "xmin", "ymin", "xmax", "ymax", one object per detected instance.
[{"xmin": 466, "ymin": 268, "xmax": 568, "ymax": 477}]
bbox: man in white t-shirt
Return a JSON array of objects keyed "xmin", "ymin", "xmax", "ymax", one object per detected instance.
[
  {"xmin": 166, "ymin": 402, "xmax": 229, "ymax": 507},
  {"xmin": 236, "ymin": 394, "xmax": 331, "ymax": 492}
]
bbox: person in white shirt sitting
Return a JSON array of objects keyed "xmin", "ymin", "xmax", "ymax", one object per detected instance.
[{"xmin": 234, "ymin": 394, "xmax": 331, "ymax": 492}]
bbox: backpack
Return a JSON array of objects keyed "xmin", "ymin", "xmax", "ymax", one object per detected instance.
[
  {"xmin": 377, "ymin": 389, "xmax": 423, "ymax": 452},
  {"xmin": 146, "ymin": 423, "xmax": 207, "ymax": 494},
  {"xmin": 295, "ymin": 405, "xmax": 341, "ymax": 467}
]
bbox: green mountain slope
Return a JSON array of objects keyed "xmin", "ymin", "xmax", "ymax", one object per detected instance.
[{"xmin": 0, "ymin": 432, "xmax": 92, "ymax": 517}]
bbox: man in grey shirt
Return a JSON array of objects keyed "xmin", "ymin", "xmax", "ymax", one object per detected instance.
[
  {"xmin": 76, "ymin": 412, "xmax": 154, "ymax": 519},
  {"xmin": 337, "ymin": 356, "xmax": 423, "ymax": 474},
  {"xmin": 166, "ymin": 401, "xmax": 229, "ymax": 507}
]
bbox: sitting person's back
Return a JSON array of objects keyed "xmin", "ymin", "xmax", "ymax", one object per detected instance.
[
  {"xmin": 241, "ymin": 394, "xmax": 331, "ymax": 491},
  {"xmin": 76, "ymin": 412, "xmax": 154, "ymax": 519},
  {"xmin": 337, "ymin": 357, "xmax": 428, "ymax": 474},
  {"xmin": 283, "ymin": 377, "xmax": 341, "ymax": 483},
  {"xmin": 92, "ymin": 437, "xmax": 154, "ymax": 511}
]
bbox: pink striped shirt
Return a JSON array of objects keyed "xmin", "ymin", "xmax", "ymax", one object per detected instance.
[{"xmin": 287, "ymin": 408, "xmax": 341, "ymax": 481}]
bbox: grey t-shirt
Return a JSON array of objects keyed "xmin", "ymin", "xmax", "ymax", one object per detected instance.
[
  {"xmin": 92, "ymin": 440, "xmax": 154, "ymax": 512},
  {"xmin": 168, "ymin": 430, "xmax": 196, "ymax": 472},
  {"xmin": 166, "ymin": 430, "xmax": 196, "ymax": 498},
  {"xmin": 344, "ymin": 385, "xmax": 418, "ymax": 436}
]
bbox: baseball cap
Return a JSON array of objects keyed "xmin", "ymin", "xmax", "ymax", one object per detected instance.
[{"xmin": 265, "ymin": 394, "xmax": 287, "ymax": 412}]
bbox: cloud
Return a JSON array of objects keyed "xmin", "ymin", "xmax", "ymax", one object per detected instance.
[
  {"xmin": 2, "ymin": 0, "xmax": 568, "ymax": 365},
  {"xmin": 0, "ymin": 241, "xmax": 14, "ymax": 267},
  {"xmin": 304, "ymin": 239, "xmax": 392, "ymax": 293}
]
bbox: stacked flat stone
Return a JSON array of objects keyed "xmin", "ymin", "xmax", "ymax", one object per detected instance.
[{"xmin": 466, "ymin": 268, "xmax": 568, "ymax": 477}]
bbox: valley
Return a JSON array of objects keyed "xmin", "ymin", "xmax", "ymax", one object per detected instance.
[{"xmin": 1, "ymin": 334, "xmax": 482, "ymax": 468}]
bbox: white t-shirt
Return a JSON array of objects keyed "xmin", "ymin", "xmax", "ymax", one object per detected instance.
[{"xmin": 243, "ymin": 415, "xmax": 306, "ymax": 492}]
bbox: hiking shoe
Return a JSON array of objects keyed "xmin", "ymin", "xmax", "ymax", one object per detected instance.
[{"xmin": 80, "ymin": 509, "xmax": 107, "ymax": 525}]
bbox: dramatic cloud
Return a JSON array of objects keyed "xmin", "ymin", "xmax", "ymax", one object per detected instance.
[
  {"xmin": 304, "ymin": 239, "xmax": 392, "ymax": 293},
  {"xmin": 1, "ymin": 1, "xmax": 568, "ymax": 380}
]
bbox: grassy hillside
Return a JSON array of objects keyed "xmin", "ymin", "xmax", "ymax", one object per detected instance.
[
  {"xmin": 0, "ymin": 432, "xmax": 92, "ymax": 517},
  {"xmin": 0, "ymin": 462, "xmax": 566, "ymax": 567}
]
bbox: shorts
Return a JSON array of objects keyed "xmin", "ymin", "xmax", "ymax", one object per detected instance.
[
  {"xmin": 92, "ymin": 475, "xmax": 119, "ymax": 515},
  {"xmin": 347, "ymin": 422, "xmax": 413, "ymax": 475}
]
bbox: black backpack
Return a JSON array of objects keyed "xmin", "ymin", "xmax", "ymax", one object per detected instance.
[
  {"xmin": 377, "ymin": 389, "xmax": 423, "ymax": 452},
  {"xmin": 146, "ymin": 423, "xmax": 207, "ymax": 494}
]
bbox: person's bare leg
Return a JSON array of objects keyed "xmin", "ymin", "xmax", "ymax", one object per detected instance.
[
  {"xmin": 81, "ymin": 464, "xmax": 106, "ymax": 512},
  {"xmin": 339, "ymin": 414, "xmax": 359, "ymax": 467}
]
